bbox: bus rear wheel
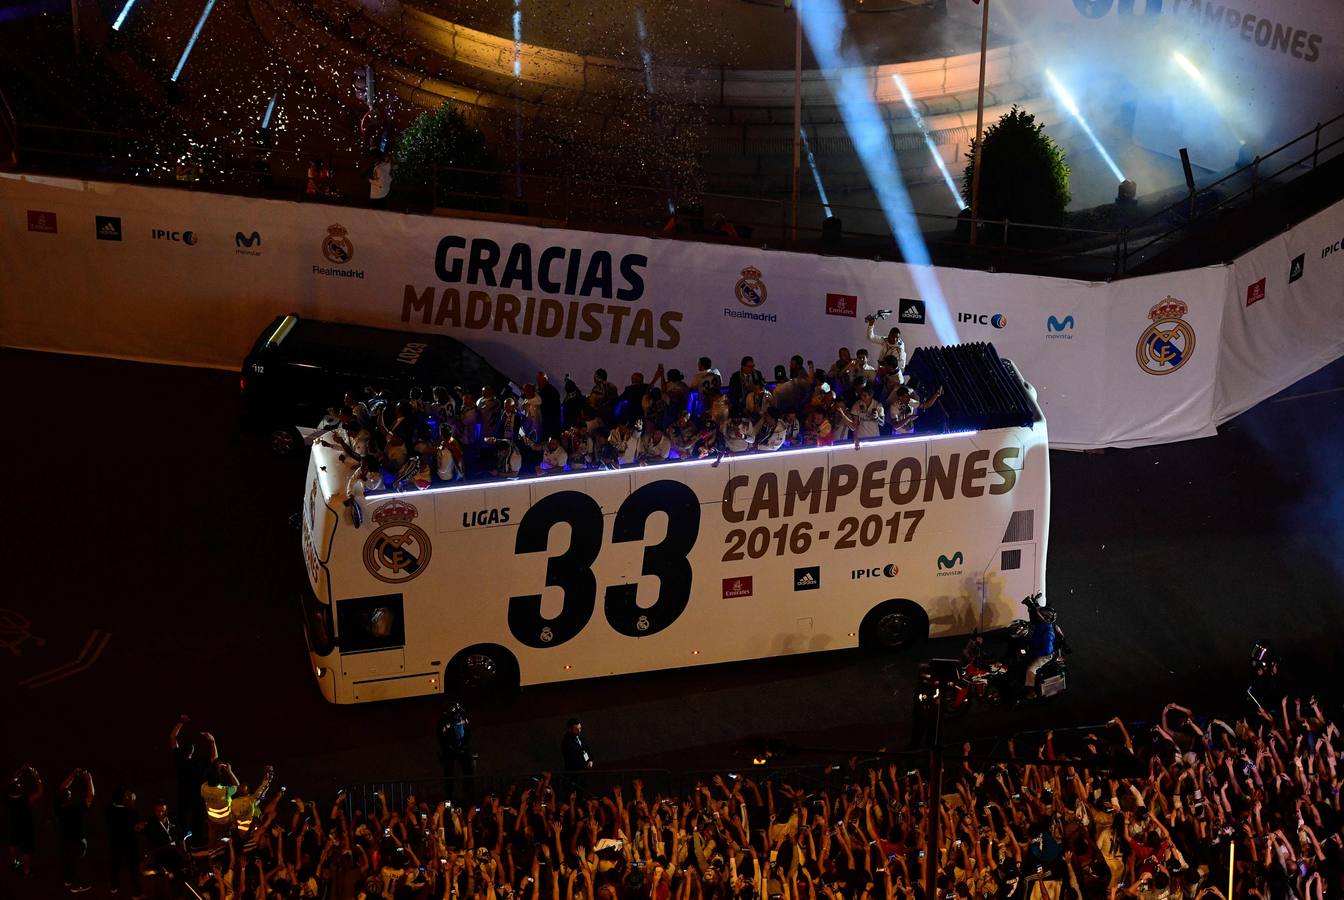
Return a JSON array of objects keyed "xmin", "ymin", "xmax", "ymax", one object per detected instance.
[
  {"xmin": 447, "ymin": 644, "xmax": 519, "ymax": 694},
  {"xmin": 859, "ymin": 600, "xmax": 928, "ymax": 652}
]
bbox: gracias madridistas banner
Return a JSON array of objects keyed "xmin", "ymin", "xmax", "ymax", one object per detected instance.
[{"xmin": 1, "ymin": 174, "xmax": 1340, "ymax": 449}]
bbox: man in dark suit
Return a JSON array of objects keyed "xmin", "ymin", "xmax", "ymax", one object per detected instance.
[
  {"xmin": 727, "ymin": 356, "xmax": 765, "ymax": 415},
  {"xmin": 560, "ymin": 718, "xmax": 594, "ymax": 772}
]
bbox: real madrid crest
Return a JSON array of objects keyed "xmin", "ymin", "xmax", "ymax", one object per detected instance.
[
  {"xmin": 1136, "ymin": 296, "xmax": 1195, "ymax": 376},
  {"xmin": 362, "ymin": 500, "xmax": 432, "ymax": 584},
  {"xmin": 322, "ymin": 224, "xmax": 354, "ymax": 265},
  {"xmin": 735, "ymin": 266, "xmax": 767, "ymax": 307}
]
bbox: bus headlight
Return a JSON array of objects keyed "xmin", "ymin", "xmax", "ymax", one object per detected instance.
[{"xmin": 314, "ymin": 665, "xmax": 328, "ymax": 679}]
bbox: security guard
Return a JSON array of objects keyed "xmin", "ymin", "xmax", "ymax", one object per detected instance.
[{"xmin": 437, "ymin": 703, "xmax": 475, "ymax": 801}]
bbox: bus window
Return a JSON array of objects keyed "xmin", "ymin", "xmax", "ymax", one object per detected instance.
[
  {"xmin": 1001, "ymin": 549, "xmax": 1022, "ymax": 570},
  {"xmin": 1001, "ymin": 510, "xmax": 1034, "ymax": 543},
  {"xmin": 337, "ymin": 594, "xmax": 406, "ymax": 654}
]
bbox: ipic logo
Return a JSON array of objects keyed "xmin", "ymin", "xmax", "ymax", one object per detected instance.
[
  {"xmin": 958, "ymin": 312, "xmax": 1007, "ymax": 329},
  {"xmin": 851, "ymin": 564, "xmax": 899, "ymax": 580},
  {"xmin": 793, "ymin": 566, "xmax": 820, "ymax": 591},
  {"xmin": 1045, "ymin": 315, "xmax": 1075, "ymax": 339},
  {"xmin": 1289, "ymin": 253, "xmax": 1305, "ymax": 283},
  {"xmin": 152, "ymin": 229, "xmax": 197, "ymax": 245}
]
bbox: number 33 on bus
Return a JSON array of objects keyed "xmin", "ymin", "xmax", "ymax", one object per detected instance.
[{"xmin": 299, "ymin": 393, "xmax": 1048, "ymax": 703}]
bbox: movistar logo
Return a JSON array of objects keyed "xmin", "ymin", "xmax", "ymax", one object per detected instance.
[
  {"xmin": 1046, "ymin": 315, "xmax": 1075, "ymax": 340},
  {"xmin": 937, "ymin": 551, "xmax": 964, "ymax": 571},
  {"xmin": 235, "ymin": 231, "xmax": 262, "ymax": 255}
]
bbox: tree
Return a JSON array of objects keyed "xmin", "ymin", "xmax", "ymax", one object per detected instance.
[
  {"xmin": 394, "ymin": 102, "xmax": 495, "ymax": 206},
  {"xmin": 962, "ymin": 106, "xmax": 1070, "ymax": 238}
]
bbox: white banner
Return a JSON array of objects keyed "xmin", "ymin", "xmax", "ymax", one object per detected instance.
[
  {"xmin": 1215, "ymin": 200, "xmax": 1344, "ymax": 421},
  {"xmin": 1, "ymin": 174, "xmax": 1339, "ymax": 449}
]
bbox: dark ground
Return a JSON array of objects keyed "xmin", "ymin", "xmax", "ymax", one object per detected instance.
[{"xmin": 1, "ymin": 347, "xmax": 1342, "ymax": 895}]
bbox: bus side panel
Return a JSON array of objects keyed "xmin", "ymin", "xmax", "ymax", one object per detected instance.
[{"xmin": 316, "ymin": 424, "xmax": 1048, "ymax": 695}]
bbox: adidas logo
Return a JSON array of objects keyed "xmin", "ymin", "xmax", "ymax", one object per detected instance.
[
  {"xmin": 95, "ymin": 216, "xmax": 122, "ymax": 241},
  {"xmin": 897, "ymin": 298, "xmax": 926, "ymax": 325},
  {"xmin": 793, "ymin": 566, "xmax": 820, "ymax": 590}
]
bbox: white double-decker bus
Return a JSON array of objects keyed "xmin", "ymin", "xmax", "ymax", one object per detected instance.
[{"xmin": 299, "ymin": 345, "xmax": 1050, "ymax": 703}]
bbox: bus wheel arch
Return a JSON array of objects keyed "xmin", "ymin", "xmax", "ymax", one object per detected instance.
[
  {"xmin": 859, "ymin": 600, "xmax": 928, "ymax": 652},
  {"xmin": 446, "ymin": 644, "xmax": 520, "ymax": 693}
]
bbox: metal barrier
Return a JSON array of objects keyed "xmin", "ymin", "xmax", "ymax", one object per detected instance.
[
  {"xmin": 332, "ymin": 727, "xmax": 1118, "ymax": 821},
  {"xmin": 4, "ymin": 101, "xmax": 1340, "ymax": 279},
  {"xmin": 1119, "ymin": 111, "xmax": 1344, "ymax": 271}
]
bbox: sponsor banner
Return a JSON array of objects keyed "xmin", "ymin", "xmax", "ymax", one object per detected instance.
[
  {"xmin": 722, "ymin": 576, "xmax": 753, "ymax": 599},
  {"xmin": 1246, "ymin": 277, "xmax": 1267, "ymax": 306},
  {"xmin": 26, "ymin": 210, "xmax": 56, "ymax": 233},
  {"xmin": 793, "ymin": 566, "xmax": 820, "ymax": 590},
  {"xmin": 1, "ymin": 173, "xmax": 1341, "ymax": 448},
  {"xmin": 825, "ymin": 293, "xmax": 858, "ymax": 317},
  {"xmin": 1097, "ymin": 266, "xmax": 1225, "ymax": 447},
  {"xmin": 1214, "ymin": 200, "xmax": 1344, "ymax": 422}
]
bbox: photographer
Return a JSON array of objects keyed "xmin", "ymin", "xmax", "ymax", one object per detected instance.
[
  {"xmin": 5, "ymin": 764, "xmax": 42, "ymax": 877},
  {"xmin": 56, "ymin": 767, "xmax": 94, "ymax": 893},
  {"xmin": 849, "ymin": 385, "xmax": 884, "ymax": 443},
  {"xmin": 865, "ymin": 311, "xmax": 907, "ymax": 381}
]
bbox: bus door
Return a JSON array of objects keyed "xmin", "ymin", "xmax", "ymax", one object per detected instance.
[
  {"xmin": 981, "ymin": 508, "xmax": 1037, "ymax": 627},
  {"xmin": 335, "ymin": 593, "xmax": 407, "ymax": 696}
]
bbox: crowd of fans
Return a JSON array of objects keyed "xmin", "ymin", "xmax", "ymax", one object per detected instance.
[
  {"xmin": 313, "ymin": 320, "xmax": 947, "ymax": 505},
  {"xmin": 7, "ymin": 694, "xmax": 1344, "ymax": 899}
]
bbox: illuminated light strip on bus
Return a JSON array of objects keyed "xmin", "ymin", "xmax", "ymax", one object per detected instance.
[{"xmin": 364, "ymin": 430, "xmax": 981, "ymax": 498}]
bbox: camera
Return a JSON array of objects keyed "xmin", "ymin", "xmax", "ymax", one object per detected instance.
[{"xmin": 872, "ymin": 308, "xmax": 893, "ymax": 320}]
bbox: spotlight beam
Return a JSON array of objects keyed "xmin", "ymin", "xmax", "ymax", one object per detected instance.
[
  {"xmin": 171, "ymin": 0, "xmax": 219, "ymax": 83},
  {"xmin": 511, "ymin": 1, "xmax": 522, "ymax": 78},
  {"xmin": 799, "ymin": 127, "xmax": 833, "ymax": 218},
  {"xmin": 634, "ymin": 4, "xmax": 655, "ymax": 93},
  {"xmin": 112, "ymin": 0, "xmax": 140, "ymax": 31},
  {"xmin": 797, "ymin": 0, "xmax": 958, "ymax": 344},
  {"xmin": 1172, "ymin": 51, "xmax": 1245, "ymax": 145},
  {"xmin": 892, "ymin": 74, "xmax": 967, "ymax": 211},
  {"xmin": 1044, "ymin": 69, "xmax": 1125, "ymax": 183}
]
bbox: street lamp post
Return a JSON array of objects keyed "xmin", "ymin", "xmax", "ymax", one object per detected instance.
[
  {"xmin": 792, "ymin": 3, "xmax": 803, "ymax": 243},
  {"xmin": 969, "ymin": 0, "xmax": 990, "ymax": 246}
]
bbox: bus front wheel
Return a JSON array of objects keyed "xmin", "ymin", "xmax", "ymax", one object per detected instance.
[
  {"xmin": 447, "ymin": 644, "xmax": 519, "ymax": 693},
  {"xmin": 859, "ymin": 601, "xmax": 928, "ymax": 652}
]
